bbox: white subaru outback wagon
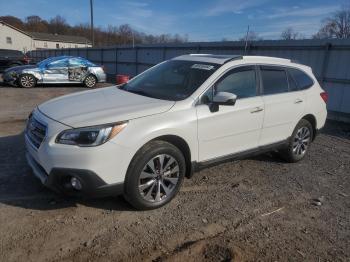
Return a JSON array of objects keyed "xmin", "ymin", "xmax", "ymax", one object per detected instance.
[{"xmin": 25, "ymin": 54, "xmax": 327, "ymax": 210}]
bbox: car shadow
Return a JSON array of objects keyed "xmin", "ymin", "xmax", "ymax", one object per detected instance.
[
  {"xmin": 321, "ymin": 119, "xmax": 350, "ymax": 140},
  {"xmin": 0, "ymin": 81, "xmax": 112, "ymax": 89},
  {"xmin": 0, "ymin": 132, "xmax": 134, "ymax": 211},
  {"xmin": 0, "ymin": 120, "xmax": 347, "ymax": 212}
]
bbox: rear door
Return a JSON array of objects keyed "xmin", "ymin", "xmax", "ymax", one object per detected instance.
[
  {"xmin": 68, "ymin": 58, "xmax": 89, "ymax": 82},
  {"xmin": 42, "ymin": 58, "xmax": 69, "ymax": 83},
  {"xmin": 258, "ymin": 65, "xmax": 306, "ymax": 146}
]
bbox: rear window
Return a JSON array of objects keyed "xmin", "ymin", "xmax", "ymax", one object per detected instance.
[
  {"xmin": 261, "ymin": 66, "xmax": 289, "ymax": 95},
  {"xmin": 288, "ymin": 68, "xmax": 314, "ymax": 90}
]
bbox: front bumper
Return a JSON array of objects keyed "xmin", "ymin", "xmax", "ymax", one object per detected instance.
[
  {"xmin": 26, "ymin": 152, "xmax": 123, "ymax": 197},
  {"xmin": 25, "ymin": 109, "xmax": 133, "ymax": 197},
  {"xmin": 3, "ymin": 72, "xmax": 18, "ymax": 86}
]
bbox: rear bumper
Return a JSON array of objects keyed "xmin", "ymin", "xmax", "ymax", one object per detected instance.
[{"xmin": 26, "ymin": 152, "xmax": 124, "ymax": 197}]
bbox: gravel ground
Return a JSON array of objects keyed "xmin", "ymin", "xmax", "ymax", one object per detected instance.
[{"xmin": 0, "ymin": 86, "xmax": 349, "ymax": 262}]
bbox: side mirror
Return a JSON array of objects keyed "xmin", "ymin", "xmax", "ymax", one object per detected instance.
[{"xmin": 213, "ymin": 92, "xmax": 237, "ymax": 106}]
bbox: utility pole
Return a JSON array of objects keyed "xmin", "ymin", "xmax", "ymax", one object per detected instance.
[
  {"xmin": 244, "ymin": 25, "xmax": 250, "ymax": 53},
  {"xmin": 132, "ymin": 30, "xmax": 135, "ymax": 48},
  {"xmin": 90, "ymin": 0, "xmax": 94, "ymax": 47}
]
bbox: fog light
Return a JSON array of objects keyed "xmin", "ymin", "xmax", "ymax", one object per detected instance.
[{"xmin": 70, "ymin": 177, "xmax": 82, "ymax": 190}]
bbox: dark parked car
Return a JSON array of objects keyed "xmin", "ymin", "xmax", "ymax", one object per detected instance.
[{"xmin": 0, "ymin": 49, "xmax": 31, "ymax": 73}]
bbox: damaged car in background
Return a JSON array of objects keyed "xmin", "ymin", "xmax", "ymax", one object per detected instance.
[{"xmin": 3, "ymin": 56, "xmax": 106, "ymax": 88}]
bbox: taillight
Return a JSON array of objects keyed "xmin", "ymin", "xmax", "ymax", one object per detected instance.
[
  {"xmin": 320, "ymin": 92, "xmax": 328, "ymax": 103},
  {"xmin": 116, "ymin": 74, "xmax": 130, "ymax": 85}
]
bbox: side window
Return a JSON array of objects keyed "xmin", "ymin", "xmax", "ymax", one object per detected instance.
[
  {"xmin": 69, "ymin": 58, "xmax": 86, "ymax": 67},
  {"xmin": 288, "ymin": 68, "xmax": 314, "ymax": 90},
  {"xmin": 215, "ymin": 66, "xmax": 256, "ymax": 99},
  {"xmin": 261, "ymin": 66, "xmax": 289, "ymax": 95},
  {"xmin": 47, "ymin": 59, "xmax": 68, "ymax": 68}
]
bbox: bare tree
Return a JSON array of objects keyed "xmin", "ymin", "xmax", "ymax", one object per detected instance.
[
  {"xmin": 2, "ymin": 14, "xmax": 188, "ymax": 46},
  {"xmin": 0, "ymin": 16, "xmax": 25, "ymax": 30},
  {"xmin": 25, "ymin": 15, "xmax": 49, "ymax": 32},
  {"xmin": 49, "ymin": 15, "xmax": 69, "ymax": 34},
  {"xmin": 313, "ymin": 6, "xmax": 350, "ymax": 39},
  {"xmin": 239, "ymin": 31, "xmax": 262, "ymax": 41},
  {"xmin": 281, "ymin": 27, "xmax": 300, "ymax": 40}
]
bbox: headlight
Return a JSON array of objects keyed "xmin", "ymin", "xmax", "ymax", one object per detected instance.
[{"xmin": 56, "ymin": 122, "xmax": 127, "ymax": 146}]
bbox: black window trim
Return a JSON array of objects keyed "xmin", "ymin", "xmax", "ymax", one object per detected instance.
[
  {"xmin": 198, "ymin": 64, "xmax": 260, "ymax": 105},
  {"xmin": 286, "ymin": 69, "xmax": 299, "ymax": 93}
]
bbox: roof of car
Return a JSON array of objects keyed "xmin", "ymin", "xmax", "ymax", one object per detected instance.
[
  {"xmin": 172, "ymin": 54, "xmax": 294, "ymax": 65},
  {"xmin": 172, "ymin": 54, "xmax": 242, "ymax": 64}
]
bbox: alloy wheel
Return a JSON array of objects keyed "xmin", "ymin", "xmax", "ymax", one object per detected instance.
[
  {"xmin": 138, "ymin": 154, "xmax": 180, "ymax": 203},
  {"xmin": 85, "ymin": 76, "xmax": 96, "ymax": 87},
  {"xmin": 20, "ymin": 75, "xmax": 35, "ymax": 88},
  {"xmin": 292, "ymin": 126, "xmax": 311, "ymax": 156}
]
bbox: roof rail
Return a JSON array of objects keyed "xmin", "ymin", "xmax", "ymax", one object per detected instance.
[
  {"xmin": 224, "ymin": 55, "xmax": 243, "ymax": 64},
  {"xmin": 243, "ymin": 56, "xmax": 291, "ymax": 63}
]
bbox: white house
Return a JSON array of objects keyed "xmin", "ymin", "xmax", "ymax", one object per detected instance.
[
  {"xmin": 0, "ymin": 21, "xmax": 92, "ymax": 52},
  {"xmin": 30, "ymin": 32, "xmax": 92, "ymax": 50},
  {"xmin": 0, "ymin": 21, "xmax": 32, "ymax": 52}
]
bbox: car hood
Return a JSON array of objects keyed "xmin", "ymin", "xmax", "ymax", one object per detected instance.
[
  {"xmin": 38, "ymin": 86, "xmax": 175, "ymax": 127},
  {"xmin": 5, "ymin": 64, "xmax": 37, "ymax": 73}
]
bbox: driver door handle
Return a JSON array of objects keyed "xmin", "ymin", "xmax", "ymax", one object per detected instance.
[
  {"xmin": 251, "ymin": 107, "xmax": 264, "ymax": 113},
  {"xmin": 294, "ymin": 98, "xmax": 303, "ymax": 104}
]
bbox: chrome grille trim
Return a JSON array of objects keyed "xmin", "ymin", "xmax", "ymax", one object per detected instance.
[{"xmin": 26, "ymin": 116, "xmax": 47, "ymax": 149}]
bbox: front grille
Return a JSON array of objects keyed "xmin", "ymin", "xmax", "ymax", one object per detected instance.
[{"xmin": 26, "ymin": 116, "xmax": 47, "ymax": 149}]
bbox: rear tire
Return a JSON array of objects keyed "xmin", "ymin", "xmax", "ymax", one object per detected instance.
[
  {"xmin": 18, "ymin": 74, "xmax": 36, "ymax": 88},
  {"xmin": 280, "ymin": 119, "xmax": 313, "ymax": 163},
  {"xmin": 124, "ymin": 141, "xmax": 186, "ymax": 210},
  {"xmin": 84, "ymin": 74, "xmax": 97, "ymax": 88}
]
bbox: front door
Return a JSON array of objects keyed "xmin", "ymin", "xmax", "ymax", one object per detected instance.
[
  {"xmin": 42, "ymin": 58, "xmax": 69, "ymax": 83},
  {"xmin": 196, "ymin": 66, "xmax": 264, "ymax": 162}
]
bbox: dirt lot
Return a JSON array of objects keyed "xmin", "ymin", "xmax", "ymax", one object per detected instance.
[{"xmin": 0, "ymin": 85, "xmax": 349, "ymax": 262}]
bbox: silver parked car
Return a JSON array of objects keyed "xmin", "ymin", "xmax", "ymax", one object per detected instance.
[{"xmin": 3, "ymin": 56, "xmax": 106, "ymax": 88}]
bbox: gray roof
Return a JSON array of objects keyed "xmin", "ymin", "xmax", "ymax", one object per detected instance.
[
  {"xmin": 28, "ymin": 32, "xmax": 91, "ymax": 44},
  {"xmin": 172, "ymin": 54, "xmax": 242, "ymax": 64}
]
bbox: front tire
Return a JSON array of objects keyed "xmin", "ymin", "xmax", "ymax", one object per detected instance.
[
  {"xmin": 84, "ymin": 74, "xmax": 97, "ymax": 88},
  {"xmin": 280, "ymin": 119, "xmax": 313, "ymax": 163},
  {"xmin": 19, "ymin": 74, "xmax": 36, "ymax": 88},
  {"xmin": 124, "ymin": 141, "xmax": 186, "ymax": 210}
]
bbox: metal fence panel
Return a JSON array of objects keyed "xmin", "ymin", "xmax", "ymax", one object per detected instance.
[{"xmin": 28, "ymin": 39, "xmax": 350, "ymax": 121}]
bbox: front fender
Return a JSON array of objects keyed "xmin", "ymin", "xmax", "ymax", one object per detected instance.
[{"xmin": 110, "ymin": 108, "xmax": 199, "ymax": 166}]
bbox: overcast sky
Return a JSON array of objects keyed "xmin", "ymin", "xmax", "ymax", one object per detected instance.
[{"xmin": 0, "ymin": 0, "xmax": 348, "ymax": 40}]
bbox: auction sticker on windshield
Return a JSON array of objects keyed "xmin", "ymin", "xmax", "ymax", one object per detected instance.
[{"xmin": 191, "ymin": 64, "xmax": 215, "ymax": 70}]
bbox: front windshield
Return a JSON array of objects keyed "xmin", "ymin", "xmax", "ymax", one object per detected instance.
[{"xmin": 122, "ymin": 60, "xmax": 219, "ymax": 101}]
